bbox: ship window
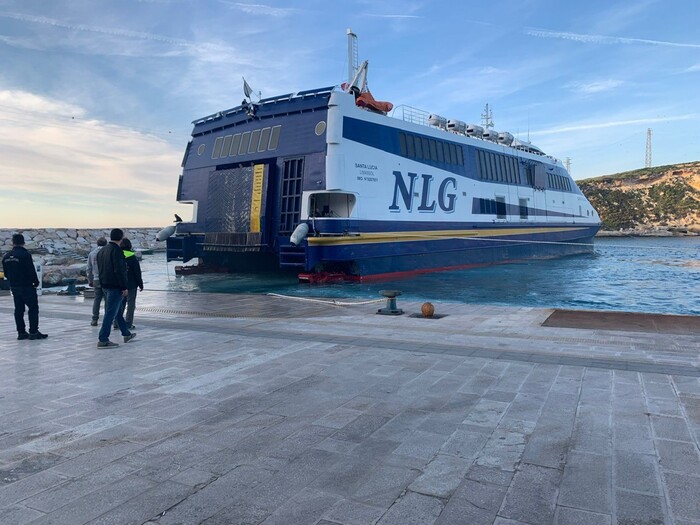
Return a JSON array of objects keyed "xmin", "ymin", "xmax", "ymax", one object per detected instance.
[
  {"xmin": 221, "ymin": 135, "xmax": 233, "ymax": 158},
  {"xmin": 437, "ymin": 142, "xmax": 445, "ymax": 163},
  {"xmin": 429, "ymin": 140, "xmax": 437, "ymax": 161},
  {"xmin": 509, "ymin": 157, "xmax": 515, "ymax": 183},
  {"xmin": 239, "ymin": 132, "xmax": 251, "ymax": 155},
  {"xmin": 490, "ymin": 153, "xmax": 498, "ymax": 181},
  {"xmin": 258, "ymin": 127, "xmax": 271, "ymax": 152},
  {"xmin": 526, "ymin": 164, "xmax": 535, "ymax": 186},
  {"xmin": 512, "ymin": 158, "xmax": 519, "ymax": 183},
  {"xmin": 496, "ymin": 196, "xmax": 506, "ymax": 219},
  {"xmin": 499, "ymin": 155, "xmax": 506, "ymax": 182},
  {"xmin": 406, "ymin": 134, "xmax": 415, "ymax": 158},
  {"xmin": 422, "ymin": 138, "xmax": 430, "ymax": 160},
  {"xmin": 309, "ymin": 192, "xmax": 356, "ymax": 218},
  {"xmin": 399, "ymin": 133, "xmax": 407, "ymax": 156},
  {"xmin": 268, "ymin": 125, "xmax": 282, "ymax": 150},
  {"xmin": 212, "ymin": 136, "xmax": 223, "ymax": 159},
  {"xmin": 414, "ymin": 136, "xmax": 423, "ymax": 160},
  {"xmin": 249, "ymin": 129, "xmax": 261, "ymax": 154},
  {"xmin": 457, "ymin": 146, "xmax": 464, "ymax": 166},
  {"xmin": 520, "ymin": 198, "xmax": 528, "ymax": 219},
  {"xmin": 229, "ymin": 134, "xmax": 241, "ymax": 156}
]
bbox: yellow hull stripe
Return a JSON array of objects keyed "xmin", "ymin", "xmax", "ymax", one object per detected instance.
[{"xmin": 307, "ymin": 227, "xmax": 589, "ymax": 246}]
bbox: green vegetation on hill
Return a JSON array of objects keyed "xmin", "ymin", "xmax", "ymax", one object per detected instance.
[{"xmin": 578, "ymin": 161, "xmax": 700, "ymax": 232}]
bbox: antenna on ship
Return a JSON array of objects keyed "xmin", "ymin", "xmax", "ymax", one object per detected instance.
[
  {"xmin": 481, "ymin": 103, "xmax": 494, "ymax": 128},
  {"xmin": 565, "ymin": 157, "xmax": 571, "ymax": 174},
  {"xmin": 347, "ymin": 28, "xmax": 359, "ymax": 84}
]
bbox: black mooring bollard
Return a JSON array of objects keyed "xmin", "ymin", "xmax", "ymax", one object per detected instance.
[
  {"xmin": 377, "ymin": 290, "xmax": 403, "ymax": 315},
  {"xmin": 63, "ymin": 278, "xmax": 79, "ymax": 296}
]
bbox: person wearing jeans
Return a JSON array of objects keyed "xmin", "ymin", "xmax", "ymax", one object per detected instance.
[
  {"xmin": 99, "ymin": 288, "xmax": 132, "ymax": 346},
  {"xmin": 96, "ymin": 228, "xmax": 135, "ymax": 348},
  {"xmin": 87, "ymin": 237, "xmax": 107, "ymax": 326}
]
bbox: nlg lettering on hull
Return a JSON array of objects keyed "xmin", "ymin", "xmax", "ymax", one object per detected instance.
[{"xmin": 389, "ymin": 171, "xmax": 457, "ymax": 213}]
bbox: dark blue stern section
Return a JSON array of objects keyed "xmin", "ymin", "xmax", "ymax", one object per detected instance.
[{"xmin": 167, "ymin": 87, "xmax": 333, "ymax": 269}]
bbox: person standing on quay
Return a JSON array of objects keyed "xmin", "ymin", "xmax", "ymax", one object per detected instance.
[
  {"xmin": 87, "ymin": 236, "xmax": 107, "ymax": 326},
  {"xmin": 1, "ymin": 233, "xmax": 48, "ymax": 340},
  {"xmin": 118, "ymin": 238, "xmax": 143, "ymax": 330},
  {"xmin": 96, "ymin": 228, "xmax": 135, "ymax": 348}
]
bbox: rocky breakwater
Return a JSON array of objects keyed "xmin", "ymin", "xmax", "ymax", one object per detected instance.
[{"xmin": 0, "ymin": 228, "xmax": 163, "ymax": 287}]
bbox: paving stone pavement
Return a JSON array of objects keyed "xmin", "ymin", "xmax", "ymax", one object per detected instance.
[{"xmin": 0, "ymin": 290, "xmax": 699, "ymax": 525}]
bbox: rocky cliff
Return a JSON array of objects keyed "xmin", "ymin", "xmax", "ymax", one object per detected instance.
[{"xmin": 578, "ymin": 161, "xmax": 700, "ymax": 234}]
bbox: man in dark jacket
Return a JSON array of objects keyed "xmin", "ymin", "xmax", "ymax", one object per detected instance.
[
  {"xmin": 96, "ymin": 228, "xmax": 135, "ymax": 348},
  {"xmin": 1, "ymin": 233, "xmax": 48, "ymax": 340}
]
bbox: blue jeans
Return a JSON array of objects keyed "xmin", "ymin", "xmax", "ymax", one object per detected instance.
[{"xmin": 99, "ymin": 288, "xmax": 130, "ymax": 343}]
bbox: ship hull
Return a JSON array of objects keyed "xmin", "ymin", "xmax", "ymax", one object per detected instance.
[{"xmin": 303, "ymin": 224, "xmax": 598, "ymax": 278}]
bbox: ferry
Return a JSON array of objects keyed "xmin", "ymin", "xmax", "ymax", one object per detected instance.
[{"xmin": 165, "ymin": 30, "xmax": 601, "ymax": 281}]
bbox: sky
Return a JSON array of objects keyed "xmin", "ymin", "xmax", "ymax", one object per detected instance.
[{"xmin": 0, "ymin": 0, "xmax": 698, "ymax": 228}]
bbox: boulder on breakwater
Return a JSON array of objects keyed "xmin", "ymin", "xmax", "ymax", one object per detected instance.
[{"xmin": 0, "ymin": 228, "xmax": 163, "ymax": 288}]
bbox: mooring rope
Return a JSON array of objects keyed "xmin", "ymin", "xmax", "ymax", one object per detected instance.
[{"xmin": 266, "ymin": 292, "xmax": 384, "ymax": 306}]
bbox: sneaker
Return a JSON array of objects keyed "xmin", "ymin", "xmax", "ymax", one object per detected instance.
[
  {"xmin": 28, "ymin": 331, "xmax": 48, "ymax": 340},
  {"xmin": 17, "ymin": 332, "xmax": 30, "ymax": 340},
  {"xmin": 97, "ymin": 340, "xmax": 120, "ymax": 348},
  {"xmin": 90, "ymin": 320, "xmax": 98, "ymax": 326},
  {"xmin": 123, "ymin": 333, "xmax": 136, "ymax": 344}
]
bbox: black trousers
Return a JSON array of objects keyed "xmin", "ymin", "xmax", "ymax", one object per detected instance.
[{"xmin": 11, "ymin": 286, "xmax": 39, "ymax": 334}]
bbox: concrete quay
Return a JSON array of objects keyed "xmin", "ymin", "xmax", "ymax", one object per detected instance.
[{"xmin": 1, "ymin": 291, "xmax": 699, "ymax": 525}]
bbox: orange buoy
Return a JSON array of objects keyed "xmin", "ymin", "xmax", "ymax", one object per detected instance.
[{"xmin": 421, "ymin": 302, "xmax": 435, "ymax": 318}]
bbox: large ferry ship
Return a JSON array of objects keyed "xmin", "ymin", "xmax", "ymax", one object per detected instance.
[{"xmin": 165, "ymin": 30, "xmax": 601, "ymax": 281}]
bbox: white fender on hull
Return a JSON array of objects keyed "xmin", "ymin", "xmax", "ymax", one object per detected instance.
[
  {"xmin": 156, "ymin": 225, "xmax": 176, "ymax": 241},
  {"xmin": 290, "ymin": 223, "xmax": 309, "ymax": 246}
]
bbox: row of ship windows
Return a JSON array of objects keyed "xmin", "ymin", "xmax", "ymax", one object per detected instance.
[
  {"xmin": 478, "ymin": 197, "xmax": 530, "ymax": 220},
  {"xmin": 548, "ymin": 173, "xmax": 572, "ymax": 191},
  {"xmin": 396, "ymin": 130, "xmax": 573, "ymax": 194},
  {"xmin": 475, "ymin": 150, "xmax": 520, "ymax": 184},
  {"xmin": 398, "ymin": 132, "xmax": 465, "ymax": 166},
  {"xmin": 210, "ymin": 125, "xmax": 282, "ymax": 160}
]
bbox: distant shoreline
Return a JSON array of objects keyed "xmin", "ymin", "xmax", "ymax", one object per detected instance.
[{"xmin": 596, "ymin": 229, "xmax": 699, "ymax": 237}]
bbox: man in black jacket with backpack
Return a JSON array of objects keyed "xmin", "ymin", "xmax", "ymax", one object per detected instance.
[
  {"xmin": 96, "ymin": 228, "xmax": 135, "ymax": 348},
  {"xmin": 2, "ymin": 233, "xmax": 48, "ymax": 340}
]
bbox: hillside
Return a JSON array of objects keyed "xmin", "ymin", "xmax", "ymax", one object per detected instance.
[{"xmin": 578, "ymin": 161, "xmax": 700, "ymax": 234}]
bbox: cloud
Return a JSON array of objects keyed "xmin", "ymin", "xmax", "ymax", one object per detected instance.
[
  {"xmin": 567, "ymin": 79, "xmax": 624, "ymax": 94},
  {"xmin": 0, "ymin": 89, "xmax": 189, "ymax": 228},
  {"xmin": 225, "ymin": 3, "xmax": 298, "ymax": 17},
  {"xmin": 366, "ymin": 14, "xmax": 422, "ymax": 19},
  {"xmin": 0, "ymin": 11, "xmax": 251, "ymax": 63},
  {"xmin": 685, "ymin": 63, "xmax": 700, "ymax": 72},
  {"xmin": 526, "ymin": 28, "xmax": 700, "ymax": 49},
  {"xmin": 531, "ymin": 114, "xmax": 698, "ymax": 137}
]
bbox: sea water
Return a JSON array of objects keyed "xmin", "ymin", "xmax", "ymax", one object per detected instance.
[{"xmin": 139, "ymin": 236, "xmax": 700, "ymax": 316}]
